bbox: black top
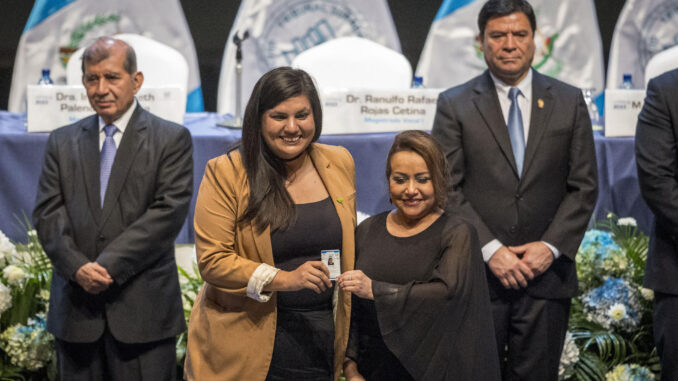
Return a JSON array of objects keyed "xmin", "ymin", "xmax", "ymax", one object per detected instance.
[
  {"xmin": 271, "ymin": 197, "xmax": 341, "ymax": 309},
  {"xmin": 346, "ymin": 212, "xmax": 501, "ymax": 381},
  {"xmin": 266, "ymin": 197, "xmax": 342, "ymax": 380}
]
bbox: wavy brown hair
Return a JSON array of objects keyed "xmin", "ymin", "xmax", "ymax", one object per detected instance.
[{"xmin": 385, "ymin": 130, "xmax": 450, "ymax": 209}]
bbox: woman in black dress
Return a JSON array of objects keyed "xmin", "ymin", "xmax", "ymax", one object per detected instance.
[{"xmin": 338, "ymin": 130, "xmax": 500, "ymax": 381}]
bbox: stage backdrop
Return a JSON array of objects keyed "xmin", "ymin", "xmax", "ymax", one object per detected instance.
[
  {"xmin": 416, "ymin": 0, "xmax": 605, "ymax": 92},
  {"xmin": 8, "ymin": 0, "xmax": 204, "ymax": 113}
]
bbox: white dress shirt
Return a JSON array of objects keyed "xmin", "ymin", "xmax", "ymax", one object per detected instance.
[
  {"xmin": 482, "ymin": 70, "xmax": 561, "ymax": 262},
  {"xmin": 98, "ymin": 99, "xmax": 137, "ymax": 151}
]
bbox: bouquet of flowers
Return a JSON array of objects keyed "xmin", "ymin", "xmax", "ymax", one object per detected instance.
[
  {"xmin": 559, "ymin": 214, "xmax": 658, "ymax": 381},
  {"xmin": 1, "ymin": 223, "xmax": 205, "ymax": 380},
  {"xmin": 0, "ymin": 222, "xmax": 55, "ymax": 380}
]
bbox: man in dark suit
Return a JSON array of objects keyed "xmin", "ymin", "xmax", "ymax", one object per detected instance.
[
  {"xmin": 33, "ymin": 37, "xmax": 192, "ymax": 380},
  {"xmin": 431, "ymin": 0, "xmax": 598, "ymax": 379},
  {"xmin": 636, "ymin": 68, "xmax": 678, "ymax": 381}
]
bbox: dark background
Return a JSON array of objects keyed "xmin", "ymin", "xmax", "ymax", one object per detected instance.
[{"xmin": 0, "ymin": 0, "xmax": 626, "ymax": 112}]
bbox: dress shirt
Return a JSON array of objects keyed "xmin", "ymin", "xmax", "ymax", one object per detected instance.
[
  {"xmin": 98, "ymin": 99, "xmax": 137, "ymax": 151},
  {"xmin": 482, "ymin": 70, "xmax": 561, "ymax": 262}
]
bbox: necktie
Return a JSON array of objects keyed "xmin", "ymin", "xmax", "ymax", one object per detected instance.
[
  {"xmin": 508, "ymin": 87, "xmax": 526, "ymax": 176},
  {"xmin": 100, "ymin": 124, "xmax": 117, "ymax": 207}
]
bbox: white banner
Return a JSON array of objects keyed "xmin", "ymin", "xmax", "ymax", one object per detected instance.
[
  {"xmin": 416, "ymin": 0, "xmax": 605, "ymax": 92},
  {"xmin": 606, "ymin": 0, "xmax": 678, "ymax": 89},
  {"xmin": 9, "ymin": 0, "xmax": 203, "ymax": 113},
  {"xmin": 217, "ymin": 0, "xmax": 402, "ymax": 116}
]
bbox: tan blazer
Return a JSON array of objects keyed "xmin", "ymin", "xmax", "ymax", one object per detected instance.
[{"xmin": 185, "ymin": 143, "xmax": 356, "ymax": 381}]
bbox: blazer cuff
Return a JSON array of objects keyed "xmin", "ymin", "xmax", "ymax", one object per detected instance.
[
  {"xmin": 542, "ymin": 241, "xmax": 561, "ymax": 259},
  {"xmin": 482, "ymin": 239, "xmax": 503, "ymax": 262},
  {"xmin": 246, "ymin": 263, "xmax": 279, "ymax": 302}
]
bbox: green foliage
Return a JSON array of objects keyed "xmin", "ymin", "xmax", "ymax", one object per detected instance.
[{"xmin": 560, "ymin": 214, "xmax": 658, "ymax": 380}]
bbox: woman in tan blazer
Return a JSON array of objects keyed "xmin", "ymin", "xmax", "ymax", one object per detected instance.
[{"xmin": 185, "ymin": 67, "xmax": 356, "ymax": 381}]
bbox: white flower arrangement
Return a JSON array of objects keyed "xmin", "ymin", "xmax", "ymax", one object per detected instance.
[
  {"xmin": 564, "ymin": 214, "xmax": 657, "ymax": 380},
  {"xmin": 0, "ymin": 281, "xmax": 12, "ymax": 315},
  {"xmin": 616, "ymin": 217, "xmax": 637, "ymax": 227},
  {"xmin": 0, "ymin": 230, "xmax": 17, "ymax": 264},
  {"xmin": 558, "ymin": 331, "xmax": 579, "ymax": 380},
  {"xmin": 0, "ymin": 314, "xmax": 54, "ymax": 371},
  {"xmin": 608, "ymin": 303, "xmax": 627, "ymax": 321},
  {"xmin": 582, "ymin": 277, "xmax": 642, "ymax": 332},
  {"xmin": 2, "ymin": 265, "xmax": 27, "ymax": 286},
  {"xmin": 639, "ymin": 287, "xmax": 654, "ymax": 301},
  {"xmin": 605, "ymin": 364, "xmax": 655, "ymax": 380},
  {"xmin": 0, "ymin": 225, "xmax": 55, "ymax": 377}
]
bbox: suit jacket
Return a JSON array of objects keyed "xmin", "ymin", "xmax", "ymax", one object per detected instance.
[
  {"xmin": 636, "ymin": 68, "xmax": 678, "ymax": 295},
  {"xmin": 184, "ymin": 143, "xmax": 356, "ymax": 381},
  {"xmin": 432, "ymin": 70, "xmax": 598, "ymax": 299},
  {"xmin": 33, "ymin": 104, "xmax": 192, "ymax": 343}
]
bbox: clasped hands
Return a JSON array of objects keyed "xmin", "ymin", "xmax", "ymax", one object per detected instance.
[
  {"xmin": 75, "ymin": 262, "xmax": 113, "ymax": 294},
  {"xmin": 488, "ymin": 242, "xmax": 554, "ymax": 290}
]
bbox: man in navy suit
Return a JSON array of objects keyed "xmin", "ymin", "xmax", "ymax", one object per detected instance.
[
  {"xmin": 33, "ymin": 37, "xmax": 192, "ymax": 380},
  {"xmin": 431, "ymin": 0, "xmax": 598, "ymax": 379},
  {"xmin": 636, "ymin": 67, "xmax": 678, "ymax": 381}
]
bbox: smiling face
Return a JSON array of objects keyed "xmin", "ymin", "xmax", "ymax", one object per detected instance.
[
  {"xmin": 389, "ymin": 150, "xmax": 437, "ymax": 223},
  {"xmin": 261, "ymin": 95, "xmax": 315, "ymax": 161},
  {"xmin": 82, "ymin": 44, "xmax": 143, "ymax": 125},
  {"xmin": 479, "ymin": 11, "xmax": 535, "ymax": 85}
]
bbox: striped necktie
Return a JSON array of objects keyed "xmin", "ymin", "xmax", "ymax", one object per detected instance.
[{"xmin": 100, "ymin": 124, "xmax": 117, "ymax": 207}]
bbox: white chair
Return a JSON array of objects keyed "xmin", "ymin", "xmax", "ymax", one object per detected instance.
[
  {"xmin": 291, "ymin": 36, "xmax": 412, "ymax": 91},
  {"xmin": 644, "ymin": 45, "xmax": 678, "ymax": 87},
  {"xmin": 66, "ymin": 33, "xmax": 189, "ymax": 111}
]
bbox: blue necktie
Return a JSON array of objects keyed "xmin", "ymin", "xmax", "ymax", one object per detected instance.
[
  {"xmin": 100, "ymin": 124, "xmax": 117, "ymax": 207},
  {"xmin": 508, "ymin": 87, "xmax": 526, "ymax": 176}
]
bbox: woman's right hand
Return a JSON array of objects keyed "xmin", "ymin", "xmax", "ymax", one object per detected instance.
[{"xmin": 270, "ymin": 261, "xmax": 332, "ymax": 293}]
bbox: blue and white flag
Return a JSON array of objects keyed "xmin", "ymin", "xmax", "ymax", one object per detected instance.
[
  {"xmin": 607, "ymin": 0, "xmax": 678, "ymax": 89},
  {"xmin": 416, "ymin": 0, "xmax": 605, "ymax": 92},
  {"xmin": 9, "ymin": 0, "xmax": 203, "ymax": 113},
  {"xmin": 217, "ymin": 0, "xmax": 401, "ymax": 115}
]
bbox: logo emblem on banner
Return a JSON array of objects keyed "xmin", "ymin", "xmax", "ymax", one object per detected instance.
[
  {"xmin": 58, "ymin": 14, "xmax": 121, "ymax": 68},
  {"xmin": 640, "ymin": 3, "xmax": 678, "ymax": 71},
  {"xmin": 259, "ymin": 0, "xmax": 373, "ymax": 69}
]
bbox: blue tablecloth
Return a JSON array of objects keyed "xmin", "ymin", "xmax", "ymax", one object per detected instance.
[{"xmin": 0, "ymin": 111, "xmax": 652, "ymax": 243}]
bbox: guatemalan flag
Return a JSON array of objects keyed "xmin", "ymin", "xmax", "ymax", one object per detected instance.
[
  {"xmin": 607, "ymin": 0, "xmax": 678, "ymax": 89},
  {"xmin": 416, "ymin": 0, "xmax": 605, "ymax": 92},
  {"xmin": 217, "ymin": 0, "xmax": 401, "ymax": 116},
  {"xmin": 9, "ymin": 0, "xmax": 204, "ymax": 113}
]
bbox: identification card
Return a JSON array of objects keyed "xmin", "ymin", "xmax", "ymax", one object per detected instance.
[{"xmin": 321, "ymin": 249, "xmax": 341, "ymax": 280}]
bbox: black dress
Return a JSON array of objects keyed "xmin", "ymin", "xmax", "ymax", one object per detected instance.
[
  {"xmin": 266, "ymin": 197, "xmax": 341, "ymax": 381},
  {"xmin": 346, "ymin": 212, "xmax": 501, "ymax": 381}
]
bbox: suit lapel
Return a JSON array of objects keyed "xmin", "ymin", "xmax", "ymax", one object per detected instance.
[
  {"xmin": 523, "ymin": 71, "xmax": 554, "ymax": 177},
  {"xmin": 246, "ymin": 145, "xmax": 355, "ymax": 269},
  {"xmin": 100, "ymin": 105, "xmax": 146, "ymax": 225},
  {"xmin": 472, "ymin": 72, "xmax": 520, "ymax": 177},
  {"xmin": 310, "ymin": 145, "xmax": 355, "ymax": 272},
  {"xmin": 78, "ymin": 116, "xmax": 103, "ymax": 225}
]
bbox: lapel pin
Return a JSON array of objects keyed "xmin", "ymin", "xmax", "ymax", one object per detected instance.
[
  {"xmin": 538, "ymin": 99, "xmax": 544, "ymax": 109},
  {"xmin": 336, "ymin": 198, "xmax": 344, "ymax": 204}
]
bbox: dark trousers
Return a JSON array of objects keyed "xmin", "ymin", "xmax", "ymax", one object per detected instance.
[
  {"xmin": 654, "ymin": 292, "xmax": 678, "ymax": 381},
  {"xmin": 55, "ymin": 327, "xmax": 176, "ymax": 381},
  {"xmin": 491, "ymin": 291, "xmax": 570, "ymax": 381}
]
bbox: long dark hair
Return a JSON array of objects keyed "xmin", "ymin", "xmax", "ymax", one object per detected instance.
[{"xmin": 237, "ymin": 67, "xmax": 323, "ymax": 232}]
